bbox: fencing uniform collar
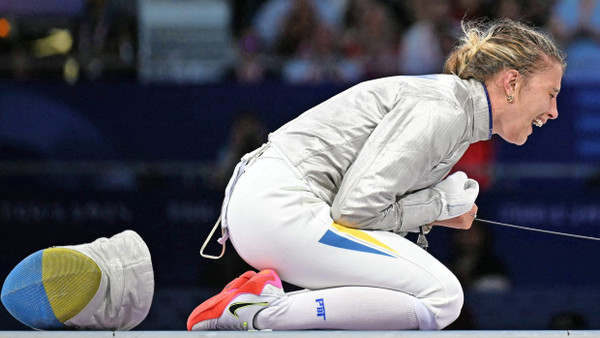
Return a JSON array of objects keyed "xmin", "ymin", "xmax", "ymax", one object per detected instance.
[{"xmin": 469, "ymin": 79, "xmax": 493, "ymax": 142}]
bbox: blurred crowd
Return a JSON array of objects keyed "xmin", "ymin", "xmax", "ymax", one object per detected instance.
[
  {"xmin": 0, "ymin": 0, "xmax": 136, "ymax": 82},
  {"xmin": 230, "ymin": 0, "xmax": 600, "ymax": 83},
  {"xmin": 228, "ymin": 0, "xmax": 555, "ymax": 84},
  {"xmin": 3, "ymin": 0, "xmax": 600, "ymax": 83}
]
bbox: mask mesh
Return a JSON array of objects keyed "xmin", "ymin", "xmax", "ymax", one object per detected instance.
[{"xmin": 42, "ymin": 248, "xmax": 102, "ymax": 322}]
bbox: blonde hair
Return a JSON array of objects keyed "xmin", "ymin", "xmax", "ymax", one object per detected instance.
[{"xmin": 444, "ymin": 18, "xmax": 566, "ymax": 82}]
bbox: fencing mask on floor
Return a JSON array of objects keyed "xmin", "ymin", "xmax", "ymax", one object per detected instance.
[{"xmin": 1, "ymin": 230, "xmax": 154, "ymax": 330}]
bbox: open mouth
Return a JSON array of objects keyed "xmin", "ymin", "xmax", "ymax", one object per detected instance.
[{"xmin": 532, "ymin": 117, "xmax": 543, "ymax": 127}]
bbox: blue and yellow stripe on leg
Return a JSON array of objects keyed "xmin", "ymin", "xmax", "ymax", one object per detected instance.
[{"xmin": 318, "ymin": 223, "xmax": 399, "ymax": 258}]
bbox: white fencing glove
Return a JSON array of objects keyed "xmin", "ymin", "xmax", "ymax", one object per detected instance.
[{"xmin": 433, "ymin": 171, "xmax": 479, "ymax": 221}]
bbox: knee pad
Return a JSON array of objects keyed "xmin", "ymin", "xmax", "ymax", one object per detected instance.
[{"xmin": 1, "ymin": 230, "xmax": 154, "ymax": 330}]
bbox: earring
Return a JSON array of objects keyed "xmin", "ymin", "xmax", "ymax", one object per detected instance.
[{"xmin": 507, "ymin": 95, "xmax": 514, "ymax": 103}]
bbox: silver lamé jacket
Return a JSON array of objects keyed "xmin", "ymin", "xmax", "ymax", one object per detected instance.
[{"xmin": 268, "ymin": 74, "xmax": 492, "ymax": 233}]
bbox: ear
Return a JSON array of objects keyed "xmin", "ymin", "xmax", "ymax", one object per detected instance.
[{"xmin": 502, "ymin": 69, "xmax": 519, "ymax": 96}]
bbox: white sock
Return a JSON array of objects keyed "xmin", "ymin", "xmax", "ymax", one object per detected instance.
[{"xmin": 254, "ymin": 286, "xmax": 433, "ymax": 330}]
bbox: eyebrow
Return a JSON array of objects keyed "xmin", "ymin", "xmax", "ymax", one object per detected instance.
[{"xmin": 552, "ymin": 87, "xmax": 560, "ymax": 94}]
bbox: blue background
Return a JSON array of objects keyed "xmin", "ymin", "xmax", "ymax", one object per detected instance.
[{"xmin": 1, "ymin": 78, "xmax": 600, "ymax": 330}]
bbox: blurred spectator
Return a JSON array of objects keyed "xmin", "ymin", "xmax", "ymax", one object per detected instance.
[
  {"xmin": 521, "ymin": 0, "xmax": 556, "ymax": 27},
  {"xmin": 273, "ymin": 0, "xmax": 320, "ymax": 58},
  {"xmin": 489, "ymin": 0, "xmax": 554, "ymax": 26},
  {"xmin": 452, "ymin": 141, "xmax": 496, "ymax": 191},
  {"xmin": 282, "ymin": 23, "xmax": 362, "ymax": 84},
  {"xmin": 252, "ymin": 0, "xmax": 348, "ymax": 52},
  {"xmin": 399, "ymin": 0, "xmax": 457, "ymax": 75},
  {"xmin": 229, "ymin": 0, "xmax": 269, "ymax": 40},
  {"xmin": 340, "ymin": 0, "xmax": 372, "ymax": 61},
  {"xmin": 77, "ymin": 0, "xmax": 137, "ymax": 81},
  {"xmin": 491, "ymin": 0, "xmax": 523, "ymax": 20},
  {"xmin": 210, "ymin": 110, "xmax": 268, "ymax": 190},
  {"xmin": 448, "ymin": 222, "xmax": 512, "ymax": 293},
  {"xmin": 547, "ymin": 0, "xmax": 600, "ymax": 78},
  {"xmin": 226, "ymin": 28, "xmax": 279, "ymax": 83},
  {"xmin": 342, "ymin": 0, "xmax": 401, "ymax": 78},
  {"xmin": 450, "ymin": 0, "xmax": 490, "ymax": 21}
]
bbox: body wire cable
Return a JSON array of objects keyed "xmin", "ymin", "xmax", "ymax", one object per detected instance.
[{"xmin": 475, "ymin": 217, "xmax": 600, "ymax": 241}]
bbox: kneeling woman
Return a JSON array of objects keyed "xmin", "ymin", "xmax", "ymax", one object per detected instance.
[{"xmin": 189, "ymin": 18, "xmax": 565, "ymax": 331}]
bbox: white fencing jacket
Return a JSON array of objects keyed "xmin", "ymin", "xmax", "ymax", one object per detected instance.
[{"xmin": 269, "ymin": 74, "xmax": 492, "ymax": 233}]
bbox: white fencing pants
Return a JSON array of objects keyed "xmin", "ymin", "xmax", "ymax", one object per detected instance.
[{"xmin": 225, "ymin": 145, "xmax": 463, "ymax": 330}]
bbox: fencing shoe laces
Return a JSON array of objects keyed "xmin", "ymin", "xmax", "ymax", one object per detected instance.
[{"xmin": 187, "ymin": 269, "xmax": 284, "ymax": 331}]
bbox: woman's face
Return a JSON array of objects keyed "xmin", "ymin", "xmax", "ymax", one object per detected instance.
[{"xmin": 498, "ymin": 62, "xmax": 563, "ymax": 145}]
